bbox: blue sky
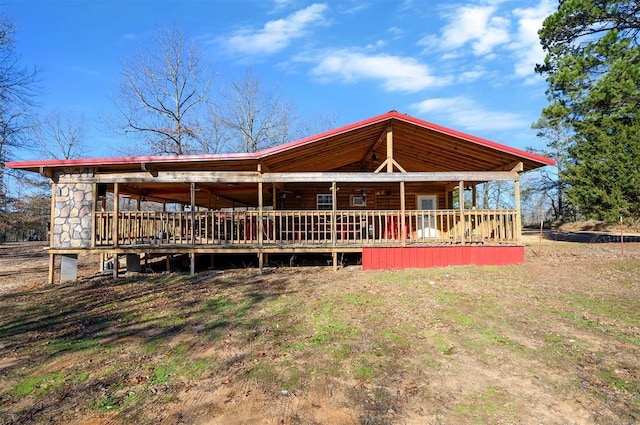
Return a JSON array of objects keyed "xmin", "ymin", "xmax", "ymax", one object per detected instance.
[{"xmin": 4, "ymin": 0, "xmax": 557, "ymax": 160}]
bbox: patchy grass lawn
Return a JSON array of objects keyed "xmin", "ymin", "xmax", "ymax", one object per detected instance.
[{"xmin": 1, "ymin": 241, "xmax": 640, "ymax": 424}]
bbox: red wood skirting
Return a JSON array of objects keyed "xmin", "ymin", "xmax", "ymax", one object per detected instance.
[{"xmin": 361, "ymin": 246, "xmax": 524, "ymax": 270}]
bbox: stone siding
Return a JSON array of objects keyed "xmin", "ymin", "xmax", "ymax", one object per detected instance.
[{"xmin": 52, "ymin": 182, "xmax": 93, "ymax": 248}]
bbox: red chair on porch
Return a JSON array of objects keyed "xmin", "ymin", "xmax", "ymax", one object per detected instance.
[
  {"xmin": 385, "ymin": 216, "xmax": 408, "ymax": 239},
  {"xmin": 243, "ymin": 216, "xmax": 272, "ymax": 241}
]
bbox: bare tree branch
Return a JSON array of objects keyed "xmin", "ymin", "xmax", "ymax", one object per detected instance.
[
  {"xmin": 215, "ymin": 70, "xmax": 299, "ymax": 153},
  {"xmin": 32, "ymin": 111, "xmax": 88, "ymax": 160},
  {"xmin": 113, "ymin": 24, "xmax": 215, "ymax": 155}
]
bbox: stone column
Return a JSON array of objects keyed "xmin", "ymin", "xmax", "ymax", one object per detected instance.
[{"xmin": 52, "ymin": 182, "xmax": 93, "ymax": 249}]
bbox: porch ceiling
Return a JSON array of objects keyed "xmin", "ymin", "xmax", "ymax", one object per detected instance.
[{"xmin": 118, "ymin": 181, "xmax": 260, "ymax": 208}]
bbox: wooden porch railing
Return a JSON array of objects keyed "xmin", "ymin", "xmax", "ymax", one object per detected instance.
[{"xmin": 94, "ymin": 209, "xmax": 519, "ymax": 247}]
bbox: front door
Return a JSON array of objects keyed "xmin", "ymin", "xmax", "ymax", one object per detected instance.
[{"xmin": 417, "ymin": 195, "xmax": 438, "ymax": 238}]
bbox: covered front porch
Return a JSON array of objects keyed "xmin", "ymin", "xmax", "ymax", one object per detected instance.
[{"xmin": 79, "ymin": 168, "xmax": 524, "ymax": 276}]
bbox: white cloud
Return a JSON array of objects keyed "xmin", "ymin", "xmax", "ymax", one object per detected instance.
[
  {"xmin": 411, "ymin": 96, "xmax": 529, "ymax": 131},
  {"xmin": 365, "ymin": 40, "xmax": 386, "ymax": 49},
  {"xmin": 420, "ymin": 4, "xmax": 510, "ymax": 56},
  {"xmin": 418, "ymin": 1, "xmax": 555, "ymax": 81},
  {"xmin": 340, "ymin": 3, "xmax": 369, "ymax": 14},
  {"xmin": 458, "ymin": 68, "xmax": 487, "ymax": 83},
  {"xmin": 272, "ymin": 0, "xmax": 294, "ymax": 9},
  {"xmin": 224, "ymin": 3, "xmax": 328, "ymax": 56},
  {"xmin": 388, "ymin": 27, "xmax": 403, "ymax": 39},
  {"xmin": 509, "ymin": 1, "xmax": 556, "ymax": 78},
  {"xmin": 308, "ymin": 49, "xmax": 451, "ymax": 93}
]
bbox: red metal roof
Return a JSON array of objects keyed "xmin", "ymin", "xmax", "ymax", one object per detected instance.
[{"xmin": 6, "ymin": 110, "xmax": 555, "ymax": 171}]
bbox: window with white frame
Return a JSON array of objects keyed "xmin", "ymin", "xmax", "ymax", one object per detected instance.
[{"xmin": 317, "ymin": 194, "xmax": 333, "ymax": 210}]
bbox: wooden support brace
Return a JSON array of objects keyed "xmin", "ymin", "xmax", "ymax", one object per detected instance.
[{"xmin": 391, "ymin": 159, "xmax": 407, "ymax": 173}]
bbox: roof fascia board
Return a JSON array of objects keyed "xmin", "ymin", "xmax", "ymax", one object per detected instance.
[
  {"xmin": 59, "ymin": 170, "xmax": 518, "ymax": 184},
  {"xmin": 6, "ymin": 152, "xmax": 261, "ymax": 171}
]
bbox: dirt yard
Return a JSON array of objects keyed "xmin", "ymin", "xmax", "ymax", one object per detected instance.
[{"xmin": 1, "ymin": 234, "xmax": 639, "ymax": 424}]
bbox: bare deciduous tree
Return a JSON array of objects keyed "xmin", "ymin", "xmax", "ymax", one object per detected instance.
[
  {"xmin": 215, "ymin": 70, "xmax": 298, "ymax": 153},
  {"xmin": 33, "ymin": 111, "xmax": 88, "ymax": 159},
  {"xmin": 198, "ymin": 108, "xmax": 231, "ymax": 154},
  {"xmin": 115, "ymin": 24, "xmax": 215, "ymax": 155},
  {"xmin": 479, "ymin": 181, "xmax": 513, "ymax": 210},
  {"xmin": 0, "ymin": 14, "xmax": 40, "ymax": 235},
  {"xmin": 114, "ymin": 25, "xmax": 335, "ymax": 156},
  {"xmin": 295, "ymin": 111, "xmax": 338, "ymax": 139},
  {"xmin": 0, "ymin": 17, "xmax": 38, "ymax": 149}
]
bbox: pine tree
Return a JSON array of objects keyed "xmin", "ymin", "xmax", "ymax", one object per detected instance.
[{"xmin": 536, "ymin": 0, "xmax": 640, "ymax": 223}]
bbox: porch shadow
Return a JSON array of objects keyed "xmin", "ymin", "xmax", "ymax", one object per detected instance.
[{"xmin": 543, "ymin": 230, "xmax": 640, "ymax": 244}]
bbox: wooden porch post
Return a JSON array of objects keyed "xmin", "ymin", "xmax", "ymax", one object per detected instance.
[
  {"xmin": 459, "ymin": 181, "xmax": 465, "ymax": 245},
  {"xmin": 272, "ymin": 184, "xmax": 277, "ymax": 209},
  {"xmin": 48, "ymin": 253, "xmax": 55, "ymax": 284},
  {"xmin": 271, "ymin": 184, "xmax": 277, "ymax": 240},
  {"xmin": 91, "ymin": 182, "xmax": 102, "ymax": 275},
  {"xmin": 331, "ymin": 181, "xmax": 337, "ymax": 247},
  {"xmin": 386, "ymin": 125, "xmax": 394, "ymax": 173},
  {"xmin": 190, "ymin": 183, "xmax": 196, "ymax": 246},
  {"xmin": 50, "ymin": 182, "xmax": 56, "ymax": 244},
  {"xmin": 91, "ymin": 183, "xmax": 97, "ymax": 249},
  {"xmin": 113, "ymin": 182, "xmax": 119, "ymax": 248},
  {"xmin": 400, "ymin": 181, "xmax": 406, "ymax": 246},
  {"xmin": 472, "ymin": 184, "xmax": 477, "ymax": 209},
  {"xmin": 48, "ymin": 182, "xmax": 56, "ymax": 284},
  {"xmin": 514, "ymin": 177, "xmax": 522, "ymax": 242},
  {"xmin": 258, "ymin": 173, "xmax": 264, "ymax": 273},
  {"xmin": 112, "ymin": 183, "xmax": 120, "ymax": 279},
  {"xmin": 258, "ymin": 181, "xmax": 263, "ymax": 247}
]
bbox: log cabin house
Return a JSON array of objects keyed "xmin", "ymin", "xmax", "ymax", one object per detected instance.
[{"xmin": 7, "ymin": 111, "xmax": 555, "ymax": 282}]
